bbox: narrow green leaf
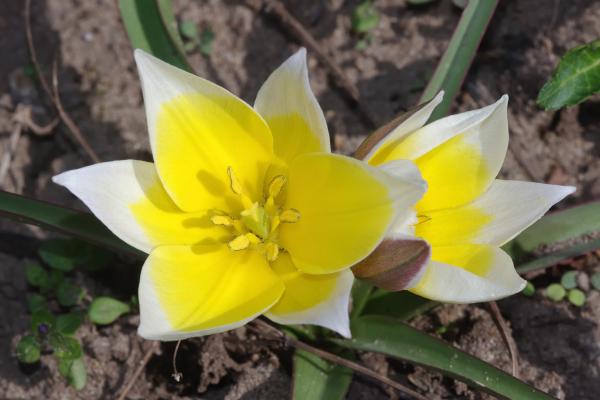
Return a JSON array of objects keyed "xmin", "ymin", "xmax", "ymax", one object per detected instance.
[
  {"xmin": 293, "ymin": 349, "xmax": 352, "ymax": 400},
  {"xmin": 68, "ymin": 358, "xmax": 87, "ymax": 390},
  {"xmin": 25, "ymin": 263, "xmax": 49, "ymax": 287},
  {"xmin": 335, "ymin": 316, "xmax": 553, "ymax": 400},
  {"xmin": 89, "ymin": 297, "xmax": 131, "ymax": 325},
  {"xmin": 361, "ymin": 290, "xmax": 437, "ymax": 321},
  {"xmin": 156, "ymin": 0, "xmax": 188, "ymax": 57},
  {"xmin": 16, "ymin": 335, "xmax": 41, "ymax": 364},
  {"xmin": 0, "ymin": 190, "xmax": 141, "ymax": 256},
  {"xmin": 537, "ymin": 40, "xmax": 600, "ymax": 110},
  {"xmin": 119, "ymin": 0, "xmax": 191, "ymax": 71},
  {"xmin": 350, "ymin": 279, "xmax": 373, "ymax": 320},
  {"xmin": 420, "ymin": 0, "xmax": 499, "ymax": 121},
  {"xmin": 56, "ymin": 312, "xmax": 85, "ymax": 335}
]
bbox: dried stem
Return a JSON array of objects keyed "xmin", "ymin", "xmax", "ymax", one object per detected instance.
[
  {"xmin": 117, "ymin": 341, "xmax": 160, "ymax": 400},
  {"xmin": 252, "ymin": 319, "xmax": 428, "ymax": 400},
  {"xmin": 488, "ymin": 301, "xmax": 520, "ymax": 378},
  {"xmin": 171, "ymin": 340, "xmax": 183, "ymax": 382}
]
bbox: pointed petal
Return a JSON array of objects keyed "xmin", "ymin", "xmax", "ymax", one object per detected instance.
[
  {"xmin": 410, "ymin": 244, "xmax": 526, "ymax": 303},
  {"xmin": 138, "ymin": 245, "xmax": 284, "ymax": 340},
  {"xmin": 279, "ymin": 153, "xmax": 426, "ymax": 274},
  {"xmin": 53, "ymin": 161, "xmax": 226, "ymax": 253},
  {"xmin": 364, "ymin": 91, "xmax": 443, "ymax": 162},
  {"xmin": 255, "ymin": 48, "xmax": 330, "ymax": 162},
  {"xmin": 417, "ymin": 180, "xmax": 576, "ymax": 247},
  {"xmin": 134, "ymin": 50, "xmax": 274, "ymax": 212},
  {"xmin": 265, "ymin": 253, "xmax": 352, "ymax": 337}
]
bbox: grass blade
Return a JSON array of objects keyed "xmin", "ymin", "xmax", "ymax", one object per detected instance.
[
  {"xmin": 0, "ymin": 190, "xmax": 140, "ymax": 256},
  {"xmin": 420, "ymin": 0, "xmax": 498, "ymax": 121},
  {"xmin": 118, "ymin": 0, "xmax": 191, "ymax": 71},
  {"xmin": 336, "ymin": 316, "xmax": 554, "ymax": 400}
]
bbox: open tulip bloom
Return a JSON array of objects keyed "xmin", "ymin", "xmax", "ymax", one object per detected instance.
[{"xmin": 53, "ymin": 49, "xmax": 574, "ymax": 340}]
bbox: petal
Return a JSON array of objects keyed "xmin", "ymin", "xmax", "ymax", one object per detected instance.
[
  {"xmin": 265, "ymin": 253, "xmax": 353, "ymax": 337},
  {"xmin": 53, "ymin": 160, "xmax": 227, "ymax": 254},
  {"xmin": 279, "ymin": 153, "xmax": 426, "ymax": 274},
  {"xmin": 370, "ymin": 96, "xmax": 509, "ymax": 210},
  {"xmin": 254, "ymin": 48, "xmax": 330, "ymax": 162},
  {"xmin": 138, "ymin": 245, "xmax": 284, "ymax": 340},
  {"xmin": 410, "ymin": 244, "xmax": 526, "ymax": 303},
  {"xmin": 134, "ymin": 50, "xmax": 274, "ymax": 212},
  {"xmin": 364, "ymin": 91, "xmax": 444, "ymax": 162},
  {"xmin": 416, "ymin": 180, "xmax": 576, "ymax": 247}
]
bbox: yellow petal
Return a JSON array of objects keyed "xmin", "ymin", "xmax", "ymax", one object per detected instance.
[
  {"xmin": 279, "ymin": 153, "xmax": 425, "ymax": 274},
  {"xmin": 265, "ymin": 252, "xmax": 353, "ymax": 337},
  {"xmin": 53, "ymin": 160, "xmax": 227, "ymax": 253},
  {"xmin": 410, "ymin": 244, "xmax": 526, "ymax": 303},
  {"xmin": 135, "ymin": 50, "xmax": 274, "ymax": 213},
  {"xmin": 254, "ymin": 48, "xmax": 330, "ymax": 163},
  {"xmin": 370, "ymin": 96, "xmax": 509, "ymax": 210},
  {"xmin": 138, "ymin": 245, "xmax": 284, "ymax": 340}
]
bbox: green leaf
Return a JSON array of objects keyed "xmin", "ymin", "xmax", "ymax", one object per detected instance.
[
  {"xmin": 420, "ymin": 0, "xmax": 499, "ymax": 121},
  {"xmin": 335, "ymin": 316, "xmax": 553, "ymax": 400},
  {"xmin": 31, "ymin": 309, "xmax": 55, "ymax": 333},
  {"xmin": 89, "ymin": 297, "xmax": 131, "ymax": 325},
  {"xmin": 39, "ymin": 239, "xmax": 87, "ymax": 271},
  {"xmin": 58, "ymin": 357, "xmax": 73, "ymax": 377},
  {"xmin": 27, "ymin": 293, "xmax": 48, "ymax": 313},
  {"xmin": 350, "ymin": 279, "xmax": 373, "ymax": 320},
  {"xmin": 119, "ymin": 0, "xmax": 191, "ymax": 71},
  {"xmin": 522, "ymin": 281, "xmax": 535, "ymax": 297},
  {"xmin": 351, "ymin": 1, "xmax": 379, "ymax": 34},
  {"xmin": 361, "ymin": 290, "xmax": 436, "ymax": 321},
  {"xmin": 68, "ymin": 358, "xmax": 87, "ymax": 390},
  {"xmin": 591, "ymin": 272, "xmax": 600, "ymax": 291},
  {"xmin": 199, "ymin": 28, "xmax": 215, "ymax": 56},
  {"xmin": 0, "ymin": 190, "xmax": 140, "ymax": 256},
  {"xmin": 537, "ymin": 40, "xmax": 600, "ymax": 110},
  {"xmin": 293, "ymin": 349, "xmax": 352, "ymax": 400},
  {"xmin": 16, "ymin": 335, "xmax": 41, "ymax": 363},
  {"xmin": 179, "ymin": 20, "xmax": 198, "ymax": 40},
  {"xmin": 56, "ymin": 280, "xmax": 83, "ymax": 307},
  {"xmin": 545, "ymin": 283, "xmax": 566, "ymax": 302},
  {"xmin": 56, "ymin": 312, "xmax": 85, "ymax": 335},
  {"xmin": 25, "ymin": 263, "xmax": 49, "ymax": 287},
  {"xmin": 50, "ymin": 333, "xmax": 82, "ymax": 360},
  {"xmin": 560, "ymin": 271, "xmax": 578, "ymax": 290},
  {"xmin": 567, "ymin": 289, "xmax": 586, "ymax": 307}
]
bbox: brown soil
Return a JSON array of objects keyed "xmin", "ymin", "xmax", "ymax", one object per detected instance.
[{"xmin": 1, "ymin": 0, "xmax": 599, "ymax": 399}]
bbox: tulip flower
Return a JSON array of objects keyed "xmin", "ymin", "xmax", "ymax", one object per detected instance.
[
  {"xmin": 53, "ymin": 49, "xmax": 426, "ymax": 340},
  {"xmin": 361, "ymin": 92, "xmax": 575, "ymax": 302}
]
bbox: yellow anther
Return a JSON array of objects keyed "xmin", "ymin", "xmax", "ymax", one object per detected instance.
[
  {"xmin": 211, "ymin": 215, "xmax": 233, "ymax": 226},
  {"xmin": 265, "ymin": 196, "xmax": 276, "ymax": 215},
  {"xmin": 246, "ymin": 232, "xmax": 261, "ymax": 245},
  {"xmin": 280, "ymin": 209, "xmax": 301, "ymax": 223},
  {"xmin": 268, "ymin": 175, "xmax": 286, "ymax": 198},
  {"xmin": 265, "ymin": 242, "xmax": 279, "ymax": 262},
  {"xmin": 227, "ymin": 166, "xmax": 243, "ymax": 195},
  {"xmin": 232, "ymin": 219, "xmax": 245, "ymax": 234},
  {"xmin": 270, "ymin": 215, "xmax": 280, "ymax": 233},
  {"xmin": 228, "ymin": 234, "xmax": 250, "ymax": 251}
]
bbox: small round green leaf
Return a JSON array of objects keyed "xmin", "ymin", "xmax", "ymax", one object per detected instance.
[
  {"xmin": 545, "ymin": 283, "xmax": 566, "ymax": 301},
  {"xmin": 58, "ymin": 357, "xmax": 73, "ymax": 377},
  {"xmin": 351, "ymin": 1, "xmax": 379, "ymax": 34},
  {"xmin": 50, "ymin": 333, "xmax": 82, "ymax": 360},
  {"xmin": 560, "ymin": 270, "xmax": 578, "ymax": 289},
  {"xmin": 16, "ymin": 335, "xmax": 41, "ymax": 363},
  {"xmin": 56, "ymin": 312, "xmax": 85, "ymax": 335},
  {"xmin": 26, "ymin": 293, "xmax": 48, "ymax": 313},
  {"xmin": 522, "ymin": 281, "xmax": 535, "ymax": 296},
  {"xmin": 88, "ymin": 297, "xmax": 130, "ymax": 325},
  {"xmin": 56, "ymin": 280, "xmax": 83, "ymax": 307},
  {"xmin": 25, "ymin": 263, "xmax": 49, "ymax": 288},
  {"xmin": 591, "ymin": 272, "xmax": 600, "ymax": 291},
  {"xmin": 567, "ymin": 289, "xmax": 586, "ymax": 307},
  {"xmin": 68, "ymin": 357, "xmax": 87, "ymax": 390},
  {"xmin": 179, "ymin": 20, "xmax": 198, "ymax": 40},
  {"xmin": 31, "ymin": 309, "xmax": 55, "ymax": 333},
  {"xmin": 39, "ymin": 239, "xmax": 80, "ymax": 271}
]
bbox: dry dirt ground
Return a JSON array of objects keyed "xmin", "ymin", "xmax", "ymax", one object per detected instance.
[{"xmin": 1, "ymin": 0, "xmax": 600, "ymax": 399}]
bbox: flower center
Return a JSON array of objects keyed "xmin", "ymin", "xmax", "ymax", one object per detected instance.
[{"xmin": 210, "ymin": 167, "xmax": 300, "ymax": 262}]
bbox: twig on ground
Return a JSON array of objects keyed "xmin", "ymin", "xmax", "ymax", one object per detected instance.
[
  {"xmin": 24, "ymin": 0, "xmax": 101, "ymax": 163},
  {"xmin": 249, "ymin": 0, "xmax": 377, "ymax": 129},
  {"xmin": 117, "ymin": 341, "xmax": 160, "ymax": 400},
  {"xmin": 252, "ymin": 319, "xmax": 428, "ymax": 400},
  {"xmin": 171, "ymin": 340, "xmax": 183, "ymax": 382},
  {"xmin": 0, "ymin": 125, "xmax": 22, "ymax": 187},
  {"xmin": 488, "ymin": 301, "xmax": 520, "ymax": 378}
]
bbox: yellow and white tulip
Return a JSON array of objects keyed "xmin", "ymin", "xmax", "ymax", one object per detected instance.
[
  {"xmin": 364, "ymin": 92, "xmax": 575, "ymax": 302},
  {"xmin": 53, "ymin": 49, "xmax": 426, "ymax": 340}
]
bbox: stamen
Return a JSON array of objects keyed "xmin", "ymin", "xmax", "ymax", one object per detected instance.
[
  {"xmin": 265, "ymin": 242, "xmax": 279, "ymax": 262},
  {"xmin": 227, "ymin": 166, "xmax": 243, "ymax": 195},
  {"xmin": 415, "ymin": 214, "xmax": 431, "ymax": 225},
  {"xmin": 270, "ymin": 215, "xmax": 280, "ymax": 233},
  {"xmin": 211, "ymin": 215, "xmax": 233, "ymax": 226},
  {"xmin": 268, "ymin": 175, "xmax": 286, "ymax": 198},
  {"xmin": 246, "ymin": 232, "xmax": 261, "ymax": 245},
  {"xmin": 280, "ymin": 209, "xmax": 301, "ymax": 223},
  {"xmin": 229, "ymin": 234, "xmax": 250, "ymax": 251}
]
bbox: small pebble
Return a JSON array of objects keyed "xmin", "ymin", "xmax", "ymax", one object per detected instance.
[{"xmin": 577, "ymin": 272, "xmax": 590, "ymax": 291}]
